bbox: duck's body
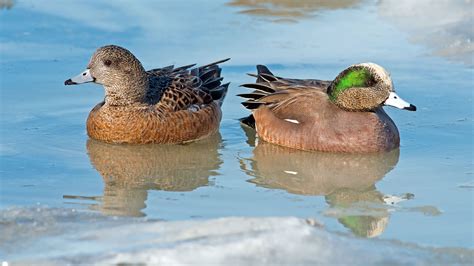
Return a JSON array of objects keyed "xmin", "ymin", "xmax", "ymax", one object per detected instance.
[
  {"xmin": 240, "ymin": 65, "xmax": 415, "ymax": 153},
  {"xmin": 86, "ymin": 62, "xmax": 228, "ymax": 144},
  {"xmin": 250, "ymin": 89, "xmax": 400, "ymax": 153},
  {"xmin": 65, "ymin": 45, "xmax": 229, "ymax": 144}
]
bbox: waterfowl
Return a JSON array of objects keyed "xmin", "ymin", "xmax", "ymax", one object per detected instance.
[
  {"xmin": 65, "ymin": 45, "xmax": 229, "ymax": 144},
  {"xmin": 239, "ymin": 63, "xmax": 416, "ymax": 153}
]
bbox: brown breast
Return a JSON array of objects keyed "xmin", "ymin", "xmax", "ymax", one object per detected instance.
[{"xmin": 86, "ymin": 102, "xmax": 221, "ymax": 144}]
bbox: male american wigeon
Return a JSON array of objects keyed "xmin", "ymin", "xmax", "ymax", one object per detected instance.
[
  {"xmin": 65, "ymin": 45, "xmax": 229, "ymax": 144},
  {"xmin": 239, "ymin": 63, "xmax": 416, "ymax": 153}
]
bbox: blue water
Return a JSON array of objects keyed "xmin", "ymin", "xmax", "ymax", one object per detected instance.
[{"xmin": 0, "ymin": 0, "xmax": 473, "ymax": 259}]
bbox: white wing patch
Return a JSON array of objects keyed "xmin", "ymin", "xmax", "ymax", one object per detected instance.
[
  {"xmin": 284, "ymin": 119, "xmax": 299, "ymax": 124},
  {"xmin": 284, "ymin": 170, "xmax": 298, "ymax": 175}
]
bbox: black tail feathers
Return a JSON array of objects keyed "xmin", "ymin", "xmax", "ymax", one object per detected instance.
[{"xmin": 194, "ymin": 58, "xmax": 230, "ymax": 106}]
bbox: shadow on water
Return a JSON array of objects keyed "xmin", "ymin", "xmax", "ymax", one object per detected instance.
[
  {"xmin": 64, "ymin": 134, "xmax": 223, "ymax": 217},
  {"xmin": 240, "ymin": 125, "xmax": 419, "ymax": 238}
]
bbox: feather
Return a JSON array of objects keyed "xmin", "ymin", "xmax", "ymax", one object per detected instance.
[
  {"xmin": 173, "ymin": 63, "xmax": 196, "ymax": 72},
  {"xmin": 240, "ymin": 83, "xmax": 275, "ymax": 93},
  {"xmin": 242, "ymin": 101, "xmax": 266, "ymax": 109},
  {"xmin": 200, "ymin": 67, "xmax": 220, "ymax": 82},
  {"xmin": 199, "ymin": 58, "xmax": 231, "ymax": 69},
  {"xmin": 259, "ymin": 73, "xmax": 278, "ymax": 82},
  {"xmin": 237, "ymin": 92, "xmax": 266, "ymax": 100},
  {"xmin": 246, "ymin": 73, "xmax": 258, "ymax": 78},
  {"xmin": 203, "ymin": 77, "xmax": 224, "ymax": 89}
]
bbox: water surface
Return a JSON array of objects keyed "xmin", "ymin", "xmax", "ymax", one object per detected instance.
[{"xmin": 0, "ymin": 0, "xmax": 473, "ymax": 262}]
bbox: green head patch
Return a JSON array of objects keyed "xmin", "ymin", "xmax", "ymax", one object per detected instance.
[{"xmin": 329, "ymin": 68, "xmax": 375, "ymax": 101}]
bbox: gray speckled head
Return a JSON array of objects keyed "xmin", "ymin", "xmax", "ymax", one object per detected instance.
[
  {"xmin": 65, "ymin": 45, "xmax": 149, "ymax": 106},
  {"xmin": 89, "ymin": 45, "xmax": 149, "ymax": 106},
  {"xmin": 88, "ymin": 45, "xmax": 146, "ymax": 86}
]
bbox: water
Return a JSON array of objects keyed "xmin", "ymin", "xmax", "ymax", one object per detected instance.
[
  {"xmin": 1, "ymin": 207, "xmax": 472, "ymax": 265},
  {"xmin": 1, "ymin": 0, "xmax": 473, "ymax": 263}
]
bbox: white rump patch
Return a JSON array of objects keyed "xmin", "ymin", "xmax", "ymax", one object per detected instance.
[
  {"xmin": 284, "ymin": 119, "xmax": 299, "ymax": 124},
  {"xmin": 284, "ymin": 170, "xmax": 298, "ymax": 175}
]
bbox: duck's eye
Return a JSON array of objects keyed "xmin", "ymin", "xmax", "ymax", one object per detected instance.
[
  {"xmin": 394, "ymin": 96, "xmax": 398, "ymax": 99},
  {"xmin": 104, "ymin": 59, "xmax": 112, "ymax": 67}
]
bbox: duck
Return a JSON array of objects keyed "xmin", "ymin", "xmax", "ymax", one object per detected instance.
[
  {"xmin": 64, "ymin": 45, "xmax": 229, "ymax": 144},
  {"xmin": 239, "ymin": 63, "xmax": 416, "ymax": 153}
]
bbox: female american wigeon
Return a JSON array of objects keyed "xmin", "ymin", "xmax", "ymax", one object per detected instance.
[
  {"xmin": 239, "ymin": 63, "xmax": 416, "ymax": 153},
  {"xmin": 65, "ymin": 45, "xmax": 229, "ymax": 144}
]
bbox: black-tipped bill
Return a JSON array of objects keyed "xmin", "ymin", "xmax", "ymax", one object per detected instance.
[
  {"xmin": 65, "ymin": 69, "xmax": 94, "ymax": 86},
  {"xmin": 64, "ymin": 79, "xmax": 76, "ymax": 85},
  {"xmin": 384, "ymin": 92, "xmax": 416, "ymax": 111},
  {"xmin": 404, "ymin": 104, "xmax": 417, "ymax": 111}
]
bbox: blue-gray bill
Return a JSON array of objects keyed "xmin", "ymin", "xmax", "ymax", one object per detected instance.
[{"xmin": 65, "ymin": 69, "xmax": 95, "ymax": 85}]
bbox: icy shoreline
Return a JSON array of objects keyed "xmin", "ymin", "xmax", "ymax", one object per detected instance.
[{"xmin": 1, "ymin": 207, "xmax": 472, "ymax": 265}]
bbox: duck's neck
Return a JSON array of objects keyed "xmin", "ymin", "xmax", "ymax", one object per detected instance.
[{"xmin": 104, "ymin": 73, "xmax": 149, "ymax": 106}]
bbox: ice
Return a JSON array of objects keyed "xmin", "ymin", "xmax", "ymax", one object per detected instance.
[{"xmin": 0, "ymin": 207, "xmax": 472, "ymax": 265}]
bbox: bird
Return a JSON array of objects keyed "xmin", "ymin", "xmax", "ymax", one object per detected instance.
[
  {"xmin": 65, "ymin": 45, "xmax": 229, "ymax": 144},
  {"xmin": 239, "ymin": 63, "xmax": 416, "ymax": 153}
]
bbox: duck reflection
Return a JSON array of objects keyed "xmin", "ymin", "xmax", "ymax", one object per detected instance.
[
  {"xmin": 228, "ymin": 0, "xmax": 360, "ymax": 22},
  {"xmin": 82, "ymin": 134, "xmax": 222, "ymax": 217},
  {"xmin": 240, "ymin": 126, "xmax": 403, "ymax": 237},
  {"xmin": 325, "ymin": 189, "xmax": 391, "ymax": 238}
]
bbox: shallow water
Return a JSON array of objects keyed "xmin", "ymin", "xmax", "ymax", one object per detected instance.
[{"xmin": 1, "ymin": 0, "xmax": 473, "ymax": 263}]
